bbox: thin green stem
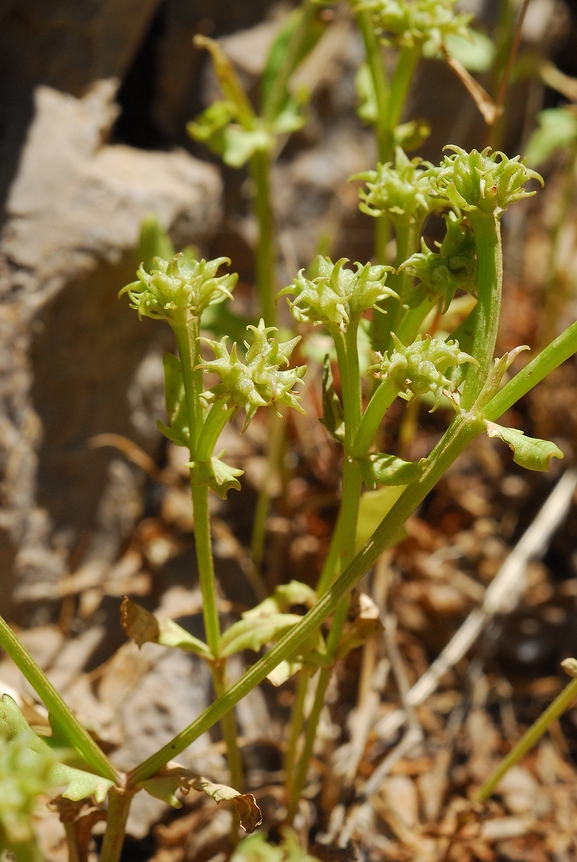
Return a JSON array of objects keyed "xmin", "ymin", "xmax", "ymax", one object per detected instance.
[
  {"xmin": 352, "ymin": 377, "xmax": 399, "ymax": 458},
  {"xmin": 461, "ymin": 212, "xmax": 503, "ymax": 411},
  {"xmin": 262, "ymin": 0, "xmax": 318, "ymax": 123},
  {"xmin": 475, "ymin": 677, "xmax": 577, "ymax": 802},
  {"xmin": 100, "ymin": 788, "xmax": 136, "ymax": 862},
  {"xmin": 0, "ymin": 616, "xmax": 119, "ymax": 784},
  {"xmin": 249, "ymin": 149, "xmax": 277, "ymax": 327},
  {"xmin": 213, "ymin": 668, "xmax": 244, "ymax": 797},
  {"xmin": 485, "ymin": 319, "xmax": 577, "ymax": 421},
  {"xmin": 284, "ymin": 670, "xmax": 311, "ymax": 798},
  {"xmin": 251, "ymin": 411, "xmax": 286, "ymax": 572},
  {"xmin": 354, "ymin": 8, "xmax": 390, "ymax": 162},
  {"xmin": 125, "ymin": 410, "xmax": 487, "ymax": 788},
  {"xmin": 354, "ymin": 7, "xmax": 391, "ymax": 266},
  {"xmin": 385, "ymin": 46, "xmax": 421, "ymax": 134},
  {"xmin": 379, "ymin": 218, "xmax": 423, "ymax": 353},
  {"xmin": 190, "ymin": 478, "xmax": 222, "ymax": 659},
  {"xmin": 172, "ymin": 318, "xmax": 204, "ymax": 453},
  {"xmin": 196, "ymin": 398, "xmax": 236, "ymax": 461}
]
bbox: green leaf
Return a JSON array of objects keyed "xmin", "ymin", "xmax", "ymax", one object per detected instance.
[
  {"xmin": 232, "ymin": 827, "xmax": 323, "ymax": 862},
  {"xmin": 524, "ymin": 108, "xmax": 577, "ymax": 168},
  {"xmin": 0, "ymin": 696, "xmax": 114, "ymax": 804},
  {"xmin": 319, "ymin": 354, "xmax": 345, "ymax": 443},
  {"xmin": 221, "ymin": 126, "xmax": 273, "ymax": 168},
  {"xmin": 120, "ymin": 597, "xmax": 213, "ymax": 660},
  {"xmin": 220, "ymin": 613, "xmax": 303, "ymax": 657},
  {"xmin": 359, "ymin": 453, "xmax": 426, "ymax": 490},
  {"xmin": 139, "ymin": 763, "xmax": 262, "ymax": 832},
  {"xmin": 356, "ymin": 486, "xmax": 407, "ymax": 553},
  {"xmin": 242, "ymin": 580, "xmax": 317, "ymax": 619},
  {"xmin": 443, "ymin": 30, "xmax": 496, "ymax": 72},
  {"xmin": 261, "ymin": 6, "xmax": 327, "ymax": 119},
  {"xmin": 158, "ymin": 353, "xmax": 189, "ymax": 448},
  {"xmin": 189, "ymin": 454, "xmax": 244, "ymax": 499},
  {"xmin": 485, "ymin": 422, "xmax": 564, "ymax": 472}
]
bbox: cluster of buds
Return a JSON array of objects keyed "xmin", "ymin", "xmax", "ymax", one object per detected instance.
[
  {"xmin": 279, "ymin": 256, "xmax": 395, "ymax": 332},
  {"xmin": 356, "ymin": 0, "xmax": 472, "ymax": 50},
  {"xmin": 428, "ymin": 146, "xmax": 544, "ymax": 216},
  {"xmin": 353, "ymin": 149, "xmax": 443, "ymax": 227},
  {"xmin": 201, "ymin": 321, "xmax": 306, "ymax": 431},
  {"xmin": 400, "ymin": 211, "xmax": 477, "ymax": 310},
  {"xmin": 120, "ymin": 254, "xmax": 238, "ymax": 323},
  {"xmin": 370, "ymin": 333, "xmax": 476, "ymax": 409}
]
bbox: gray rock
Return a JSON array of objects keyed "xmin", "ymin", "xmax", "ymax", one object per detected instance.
[{"xmin": 0, "ymin": 80, "xmax": 221, "ymax": 610}]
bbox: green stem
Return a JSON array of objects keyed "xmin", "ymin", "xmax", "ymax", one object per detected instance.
[
  {"xmin": 249, "ymin": 149, "xmax": 277, "ymax": 327},
  {"xmin": 190, "ymin": 478, "xmax": 222, "ymax": 659},
  {"xmin": 354, "ymin": 8, "xmax": 390, "ymax": 162},
  {"xmin": 461, "ymin": 212, "xmax": 503, "ymax": 411},
  {"xmin": 475, "ymin": 677, "xmax": 577, "ymax": 802},
  {"xmin": 250, "ymin": 410, "xmax": 286, "ymax": 572},
  {"xmin": 378, "ymin": 218, "xmax": 423, "ymax": 353},
  {"xmin": 262, "ymin": 0, "xmax": 318, "ymax": 123},
  {"xmin": 100, "ymin": 787, "xmax": 136, "ymax": 862},
  {"xmin": 485, "ymin": 319, "xmax": 577, "ymax": 421},
  {"xmin": 127, "ymin": 410, "xmax": 484, "ymax": 788},
  {"xmin": 172, "ymin": 318, "xmax": 204, "ymax": 453},
  {"xmin": 196, "ymin": 398, "xmax": 236, "ymax": 461},
  {"xmin": 284, "ymin": 670, "xmax": 311, "ymax": 798},
  {"xmin": 213, "ymin": 668, "xmax": 244, "ymax": 797},
  {"xmin": 354, "ymin": 7, "xmax": 391, "ymax": 266},
  {"xmin": 352, "ymin": 377, "xmax": 399, "ymax": 458},
  {"xmin": 0, "ymin": 616, "xmax": 119, "ymax": 783},
  {"xmin": 385, "ymin": 46, "xmax": 421, "ymax": 134}
]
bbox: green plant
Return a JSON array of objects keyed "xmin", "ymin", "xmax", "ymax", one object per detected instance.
[{"xmin": 1, "ymin": 2, "xmax": 577, "ymax": 860}]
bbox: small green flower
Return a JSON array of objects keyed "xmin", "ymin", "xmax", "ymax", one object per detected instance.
[
  {"xmin": 120, "ymin": 254, "xmax": 238, "ymax": 322},
  {"xmin": 279, "ymin": 256, "xmax": 395, "ymax": 332},
  {"xmin": 356, "ymin": 0, "xmax": 472, "ymax": 50},
  {"xmin": 370, "ymin": 333, "xmax": 476, "ymax": 409},
  {"xmin": 352, "ymin": 148, "xmax": 443, "ymax": 226},
  {"xmin": 201, "ymin": 321, "xmax": 306, "ymax": 430},
  {"xmin": 399, "ymin": 211, "xmax": 477, "ymax": 310},
  {"xmin": 428, "ymin": 146, "xmax": 544, "ymax": 216}
]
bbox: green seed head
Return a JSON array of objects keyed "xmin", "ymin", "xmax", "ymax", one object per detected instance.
[
  {"xmin": 201, "ymin": 321, "xmax": 306, "ymax": 430},
  {"xmin": 279, "ymin": 256, "xmax": 395, "ymax": 332},
  {"xmin": 357, "ymin": 0, "xmax": 472, "ymax": 49},
  {"xmin": 120, "ymin": 254, "xmax": 238, "ymax": 322},
  {"xmin": 400, "ymin": 211, "xmax": 477, "ymax": 311},
  {"xmin": 429, "ymin": 146, "xmax": 544, "ymax": 215},
  {"xmin": 370, "ymin": 333, "xmax": 477, "ymax": 409},
  {"xmin": 353, "ymin": 148, "xmax": 444, "ymax": 226}
]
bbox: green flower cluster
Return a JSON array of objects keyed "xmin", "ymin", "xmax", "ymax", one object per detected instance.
[
  {"xmin": 370, "ymin": 333, "xmax": 476, "ymax": 408},
  {"xmin": 120, "ymin": 254, "xmax": 238, "ymax": 322},
  {"xmin": 357, "ymin": 0, "xmax": 472, "ymax": 49},
  {"xmin": 428, "ymin": 146, "xmax": 544, "ymax": 216},
  {"xmin": 353, "ymin": 148, "xmax": 443, "ymax": 226},
  {"xmin": 400, "ymin": 211, "xmax": 477, "ymax": 310},
  {"xmin": 201, "ymin": 321, "xmax": 306, "ymax": 430},
  {"xmin": 279, "ymin": 256, "xmax": 395, "ymax": 332}
]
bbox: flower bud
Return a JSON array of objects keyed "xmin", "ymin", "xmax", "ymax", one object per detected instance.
[
  {"xmin": 120, "ymin": 254, "xmax": 237, "ymax": 322},
  {"xmin": 370, "ymin": 333, "xmax": 476, "ymax": 409},
  {"xmin": 428, "ymin": 146, "xmax": 544, "ymax": 215},
  {"xmin": 279, "ymin": 256, "xmax": 395, "ymax": 332},
  {"xmin": 201, "ymin": 321, "xmax": 306, "ymax": 430}
]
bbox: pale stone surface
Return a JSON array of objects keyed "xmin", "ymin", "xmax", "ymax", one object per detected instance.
[{"xmin": 0, "ymin": 81, "xmax": 221, "ymax": 610}]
